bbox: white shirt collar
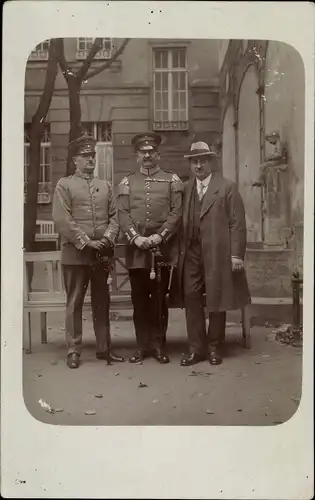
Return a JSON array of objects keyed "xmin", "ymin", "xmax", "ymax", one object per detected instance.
[{"xmin": 196, "ymin": 173, "xmax": 212, "ymax": 190}]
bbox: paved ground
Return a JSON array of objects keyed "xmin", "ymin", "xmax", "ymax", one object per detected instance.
[{"xmin": 23, "ymin": 309, "xmax": 302, "ymax": 426}]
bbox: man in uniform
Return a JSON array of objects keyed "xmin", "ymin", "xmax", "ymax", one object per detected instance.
[
  {"xmin": 52, "ymin": 134, "xmax": 125, "ymax": 369},
  {"xmin": 117, "ymin": 132, "xmax": 184, "ymax": 364},
  {"xmin": 178, "ymin": 141, "xmax": 251, "ymax": 366}
]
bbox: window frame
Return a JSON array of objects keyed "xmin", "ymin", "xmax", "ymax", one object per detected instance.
[
  {"xmin": 152, "ymin": 47, "xmax": 189, "ymax": 131},
  {"xmin": 24, "ymin": 124, "xmax": 52, "ymax": 203},
  {"xmin": 28, "ymin": 41, "xmax": 50, "ymax": 61},
  {"xmin": 76, "ymin": 38, "xmax": 113, "ymax": 60},
  {"xmin": 81, "ymin": 122, "xmax": 114, "ymax": 183}
]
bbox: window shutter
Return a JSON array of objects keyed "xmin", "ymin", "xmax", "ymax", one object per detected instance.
[{"xmin": 95, "ymin": 143, "xmax": 114, "ymax": 184}]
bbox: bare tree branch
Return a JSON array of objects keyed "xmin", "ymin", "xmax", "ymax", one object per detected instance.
[
  {"xmin": 86, "ymin": 38, "xmax": 130, "ymax": 80},
  {"xmin": 56, "ymin": 38, "xmax": 72, "ymax": 81},
  {"xmin": 76, "ymin": 38, "xmax": 103, "ymax": 81},
  {"xmin": 32, "ymin": 39, "xmax": 59, "ymax": 126}
]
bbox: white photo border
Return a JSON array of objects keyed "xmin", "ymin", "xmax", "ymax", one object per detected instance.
[{"xmin": 1, "ymin": 1, "xmax": 314, "ymax": 498}]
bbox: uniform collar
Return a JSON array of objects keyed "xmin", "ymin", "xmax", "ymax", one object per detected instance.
[
  {"xmin": 140, "ymin": 165, "xmax": 160, "ymax": 176},
  {"xmin": 74, "ymin": 169, "xmax": 95, "ymax": 181}
]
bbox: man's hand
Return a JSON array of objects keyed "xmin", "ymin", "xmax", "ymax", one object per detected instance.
[
  {"xmin": 134, "ymin": 236, "xmax": 151, "ymax": 250},
  {"xmin": 87, "ymin": 240, "xmax": 105, "ymax": 251},
  {"xmin": 231, "ymin": 256, "xmax": 244, "ymax": 272},
  {"xmin": 147, "ymin": 234, "xmax": 163, "ymax": 248}
]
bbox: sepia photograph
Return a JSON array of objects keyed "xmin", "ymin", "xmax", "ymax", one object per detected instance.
[
  {"xmin": 22, "ymin": 36, "xmax": 304, "ymax": 426},
  {"xmin": 2, "ymin": 2, "xmax": 313, "ymax": 498}
]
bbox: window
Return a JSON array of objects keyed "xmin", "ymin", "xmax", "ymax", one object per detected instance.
[
  {"xmin": 153, "ymin": 48, "xmax": 188, "ymax": 131},
  {"xmin": 29, "ymin": 41, "xmax": 50, "ymax": 61},
  {"xmin": 76, "ymin": 38, "xmax": 112, "ymax": 60},
  {"xmin": 24, "ymin": 124, "xmax": 52, "ymax": 203},
  {"xmin": 81, "ymin": 122, "xmax": 114, "ymax": 183}
]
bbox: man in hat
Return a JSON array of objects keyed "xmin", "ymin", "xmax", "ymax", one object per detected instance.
[
  {"xmin": 52, "ymin": 134, "xmax": 125, "ymax": 369},
  {"xmin": 177, "ymin": 141, "xmax": 251, "ymax": 366},
  {"xmin": 117, "ymin": 132, "xmax": 184, "ymax": 364}
]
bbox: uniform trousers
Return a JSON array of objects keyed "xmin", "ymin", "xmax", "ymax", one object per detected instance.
[
  {"xmin": 62, "ymin": 263, "xmax": 110, "ymax": 355},
  {"xmin": 129, "ymin": 267, "xmax": 170, "ymax": 351},
  {"xmin": 183, "ymin": 238, "xmax": 226, "ymax": 354}
]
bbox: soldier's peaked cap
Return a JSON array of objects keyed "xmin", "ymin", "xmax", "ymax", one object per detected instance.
[
  {"xmin": 68, "ymin": 134, "xmax": 97, "ymax": 157},
  {"xmin": 131, "ymin": 132, "xmax": 162, "ymax": 151}
]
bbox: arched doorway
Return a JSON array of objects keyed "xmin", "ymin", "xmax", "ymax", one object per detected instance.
[
  {"xmin": 222, "ymin": 104, "xmax": 236, "ymax": 182},
  {"xmin": 237, "ymin": 65, "xmax": 262, "ymax": 242}
]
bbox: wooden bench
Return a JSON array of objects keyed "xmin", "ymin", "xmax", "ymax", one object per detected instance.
[
  {"xmin": 23, "ymin": 250, "xmax": 302, "ymax": 354},
  {"xmin": 23, "ymin": 250, "xmax": 132, "ymax": 353}
]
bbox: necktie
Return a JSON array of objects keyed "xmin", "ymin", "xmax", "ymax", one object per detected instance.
[{"xmin": 198, "ymin": 182, "xmax": 206, "ymax": 201}]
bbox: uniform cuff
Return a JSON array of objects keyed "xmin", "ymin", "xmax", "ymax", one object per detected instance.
[
  {"xmin": 157, "ymin": 228, "xmax": 172, "ymax": 242},
  {"xmin": 75, "ymin": 234, "xmax": 91, "ymax": 250},
  {"xmin": 125, "ymin": 227, "xmax": 140, "ymax": 244},
  {"xmin": 103, "ymin": 230, "xmax": 115, "ymax": 246}
]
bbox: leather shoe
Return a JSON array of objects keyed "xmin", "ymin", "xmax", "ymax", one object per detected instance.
[
  {"xmin": 180, "ymin": 352, "xmax": 206, "ymax": 367},
  {"xmin": 129, "ymin": 349, "xmax": 146, "ymax": 363},
  {"xmin": 96, "ymin": 351, "xmax": 125, "ymax": 362},
  {"xmin": 67, "ymin": 353, "xmax": 80, "ymax": 369},
  {"xmin": 153, "ymin": 348, "xmax": 170, "ymax": 364},
  {"xmin": 209, "ymin": 348, "xmax": 222, "ymax": 365}
]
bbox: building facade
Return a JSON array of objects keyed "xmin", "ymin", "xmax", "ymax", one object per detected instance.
[
  {"xmin": 219, "ymin": 40, "xmax": 304, "ymax": 297},
  {"xmin": 25, "ymin": 38, "xmax": 305, "ymax": 300},
  {"xmin": 24, "ymin": 37, "xmax": 221, "ymax": 223}
]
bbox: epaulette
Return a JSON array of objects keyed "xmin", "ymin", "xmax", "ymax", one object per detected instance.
[
  {"xmin": 171, "ymin": 173, "xmax": 182, "ymax": 183},
  {"xmin": 162, "ymin": 170, "xmax": 182, "ymax": 183},
  {"xmin": 117, "ymin": 173, "xmax": 134, "ymax": 195},
  {"xmin": 119, "ymin": 172, "xmax": 135, "ymax": 184}
]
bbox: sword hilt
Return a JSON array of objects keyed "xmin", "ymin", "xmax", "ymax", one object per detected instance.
[{"xmin": 150, "ymin": 251, "xmax": 156, "ymax": 280}]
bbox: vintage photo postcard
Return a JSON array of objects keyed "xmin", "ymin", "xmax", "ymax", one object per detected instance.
[{"xmin": 1, "ymin": 1, "xmax": 314, "ymax": 498}]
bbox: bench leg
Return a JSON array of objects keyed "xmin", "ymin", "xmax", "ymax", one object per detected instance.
[
  {"xmin": 241, "ymin": 306, "xmax": 251, "ymax": 349},
  {"xmin": 23, "ymin": 311, "xmax": 32, "ymax": 354},
  {"xmin": 40, "ymin": 312, "xmax": 47, "ymax": 344}
]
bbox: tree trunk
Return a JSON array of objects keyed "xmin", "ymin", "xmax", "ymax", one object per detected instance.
[
  {"xmin": 24, "ymin": 40, "xmax": 58, "ymax": 252},
  {"xmin": 66, "ymin": 77, "xmax": 82, "ymax": 175},
  {"xmin": 24, "ymin": 129, "xmax": 42, "ymax": 252}
]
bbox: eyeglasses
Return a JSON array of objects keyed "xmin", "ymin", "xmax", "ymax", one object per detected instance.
[{"xmin": 78, "ymin": 152, "xmax": 96, "ymax": 159}]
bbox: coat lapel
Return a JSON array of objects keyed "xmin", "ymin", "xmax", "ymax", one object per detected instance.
[
  {"xmin": 200, "ymin": 172, "xmax": 221, "ymax": 219},
  {"xmin": 183, "ymin": 177, "xmax": 195, "ymax": 234}
]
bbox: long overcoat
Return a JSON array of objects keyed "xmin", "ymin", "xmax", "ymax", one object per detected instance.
[{"xmin": 177, "ymin": 172, "xmax": 251, "ymax": 312}]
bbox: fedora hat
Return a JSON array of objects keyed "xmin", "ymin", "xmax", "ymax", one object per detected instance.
[{"xmin": 184, "ymin": 141, "xmax": 217, "ymax": 159}]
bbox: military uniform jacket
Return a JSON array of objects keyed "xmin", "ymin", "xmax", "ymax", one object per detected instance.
[
  {"xmin": 117, "ymin": 166, "xmax": 184, "ymax": 269},
  {"xmin": 52, "ymin": 171, "xmax": 119, "ymax": 265}
]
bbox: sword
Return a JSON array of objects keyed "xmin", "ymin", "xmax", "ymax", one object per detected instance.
[
  {"xmin": 96, "ymin": 249, "xmax": 114, "ymax": 366},
  {"xmin": 149, "ymin": 246, "xmax": 166, "ymax": 346}
]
